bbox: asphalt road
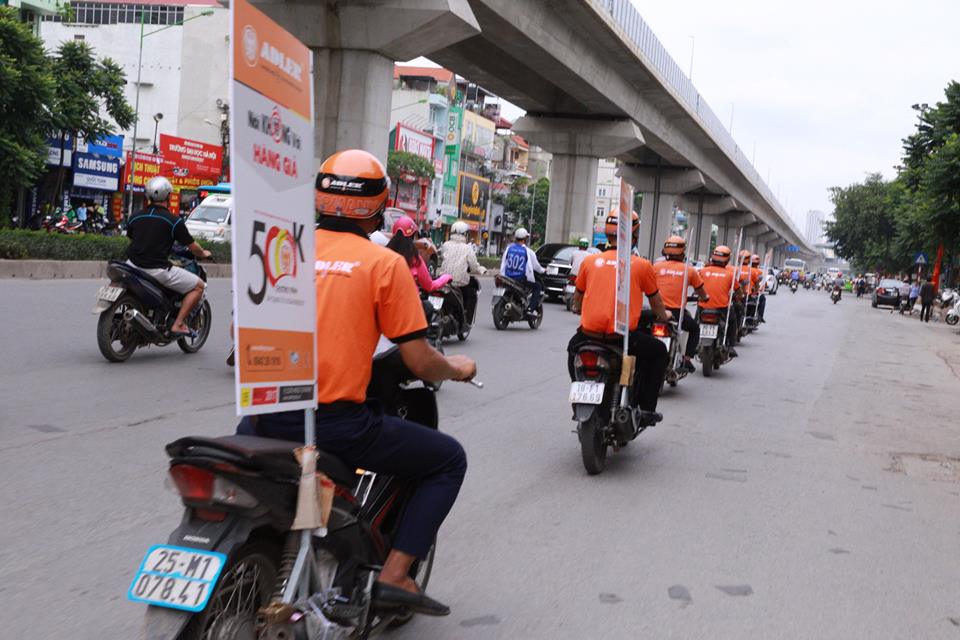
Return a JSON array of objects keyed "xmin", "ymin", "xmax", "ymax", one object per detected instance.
[{"xmin": 2, "ymin": 279, "xmax": 959, "ymax": 639}]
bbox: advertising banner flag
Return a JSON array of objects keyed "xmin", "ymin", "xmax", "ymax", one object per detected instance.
[
  {"xmin": 230, "ymin": 0, "xmax": 315, "ymax": 416},
  {"xmin": 614, "ymin": 177, "xmax": 634, "ymax": 338},
  {"xmin": 158, "ymin": 134, "xmax": 223, "ymax": 187}
]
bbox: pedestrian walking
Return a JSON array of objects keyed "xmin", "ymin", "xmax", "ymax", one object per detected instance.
[
  {"xmin": 76, "ymin": 201, "xmax": 88, "ymax": 232},
  {"xmin": 919, "ymin": 276, "xmax": 936, "ymax": 322},
  {"xmin": 908, "ymin": 281, "xmax": 920, "ymax": 314}
]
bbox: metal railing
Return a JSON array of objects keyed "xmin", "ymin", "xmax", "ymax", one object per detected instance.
[{"xmin": 591, "ymin": 0, "xmax": 805, "ymax": 244}]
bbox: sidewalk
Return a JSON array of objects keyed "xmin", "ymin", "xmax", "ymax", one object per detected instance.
[{"xmin": 0, "ymin": 259, "xmax": 233, "ymax": 279}]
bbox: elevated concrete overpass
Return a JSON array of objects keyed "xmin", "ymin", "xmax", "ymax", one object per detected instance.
[{"xmin": 254, "ymin": 0, "xmax": 815, "ymax": 262}]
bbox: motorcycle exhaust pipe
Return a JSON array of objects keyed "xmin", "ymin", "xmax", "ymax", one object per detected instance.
[{"xmin": 123, "ymin": 308, "xmax": 161, "ymax": 338}]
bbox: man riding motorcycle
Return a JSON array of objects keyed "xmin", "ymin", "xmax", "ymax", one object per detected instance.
[
  {"xmin": 653, "ymin": 235, "xmax": 709, "ymax": 373},
  {"xmin": 500, "ymin": 227, "xmax": 545, "ymax": 318},
  {"xmin": 569, "ymin": 210, "xmax": 671, "ymax": 426},
  {"xmin": 699, "ymin": 245, "xmax": 741, "ymax": 357},
  {"xmin": 439, "ymin": 220, "xmax": 486, "ymax": 322},
  {"xmin": 570, "ymin": 237, "xmax": 592, "ymax": 276},
  {"xmin": 251, "ymin": 149, "xmax": 477, "ymax": 616},
  {"xmin": 750, "ymin": 254, "xmax": 767, "ymax": 323},
  {"xmin": 125, "ymin": 176, "xmax": 211, "ymax": 337}
]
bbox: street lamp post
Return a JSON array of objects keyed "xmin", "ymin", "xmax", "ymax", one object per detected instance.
[
  {"xmin": 151, "ymin": 112, "xmax": 163, "ymax": 153},
  {"xmin": 126, "ymin": 9, "xmax": 214, "ymax": 218}
]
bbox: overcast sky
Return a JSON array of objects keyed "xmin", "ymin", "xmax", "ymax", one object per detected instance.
[{"xmin": 414, "ymin": 0, "xmax": 958, "ymax": 229}]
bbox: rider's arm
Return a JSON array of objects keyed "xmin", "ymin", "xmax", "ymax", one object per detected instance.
[
  {"xmin": 412, "ymin": 257, "xmax": 451, "ymax": 293},
  {"xmin": 174, "ymin": 221, "xmax": 211, "ymax": 259},
  {"xmin": 695, "ymin": 285, "xmax": 709, "ymax": 301},
  {"xmin": 529, "ymin": 248, "xmax": 545, "ymax": 274},
  {"xmin": 499, "ymin": 250, "xmax": 508, "ymax": 274},
  {"xmin": 398, "ymin": 339, "xmax": 476, "ymax": 382},
  {"xmin": 466, "ymin": 248, "xmax": 485, "ymax": 275}
]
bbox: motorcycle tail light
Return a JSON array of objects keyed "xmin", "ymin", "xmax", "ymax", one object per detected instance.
[
  {"xmin": 575, "ymin": 350, "xmax": 606, "ymax": 377},
  {"xmin": 169, "ymin": 464, "xmax": 258, "ymax": 509},
  {"xmin": 652, "ymin": 323, "xmax": 669, "ymax": 338},
  {"xmin": 701, "ymin": 314, "xmax": 719, "ymax": 324}
]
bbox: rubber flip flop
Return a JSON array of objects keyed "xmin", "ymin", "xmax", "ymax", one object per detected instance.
[
  {"xmin": 372, "ymin": 583, "xmax": 450, "ymax": 617},
  {"xmin": 169, "ymin": 329, "xmax": 197, "ymax": 339}
]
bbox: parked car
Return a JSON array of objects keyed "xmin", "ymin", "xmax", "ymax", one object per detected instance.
[
  {"xmin": 185, "ymin": 194, "xmax": 231, "ymax": 242},
  {"xmin": 872, "ymin": 278, "xmax": 902, "ymax": 308},
  {"xmin": 538, "ymin": 243, "xmax": 600, "ymax": 300}
]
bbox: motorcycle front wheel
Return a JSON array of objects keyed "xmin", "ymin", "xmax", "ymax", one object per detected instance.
[
  {"xmin": 579, "ymin": 414, "xmax": 607, "ymax": 475},
  {"xmin": 178, "ymin": 300, "xmax": 212, "ymax": 353},
  {"xmin": 96, "ymin": 295, "xmax": 141, "ymax": 362},
  {"xmin": 179, "ymin": 542, "xmax": 279, "ymax": 640},
  {"xmin": 946, "ymin": 314, "xmax": 959, "ymax": 326}
]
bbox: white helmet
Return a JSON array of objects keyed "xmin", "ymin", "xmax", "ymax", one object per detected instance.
[
  {"xmin": 145, "ymin": 176, "xmax": 173, "ymax": 203},
  {"xmin": 451, "ymin": 220, "xmax": 469, "ymax": 235},
  {"xmin": 514, "ymin": 227, "xmax": 529, "ymax": 240}
]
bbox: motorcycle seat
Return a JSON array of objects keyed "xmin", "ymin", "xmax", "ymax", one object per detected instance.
[
  {"xmin": 166, "ymin": 435, "xmax": 358, "ymax": 487},
  {"xmin": 108, "ymin": 260, "xmax": 185, "ymax": 298}
]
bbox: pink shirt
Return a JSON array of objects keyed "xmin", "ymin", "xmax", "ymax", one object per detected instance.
[{"xmin": 411, "ymin": 255, "xmax": 452, "ymax": 293}]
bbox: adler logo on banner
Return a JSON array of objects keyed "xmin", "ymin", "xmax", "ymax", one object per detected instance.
[{"xmin": 241, "ymin": 22, "xmax": 302, "ymax": 82}]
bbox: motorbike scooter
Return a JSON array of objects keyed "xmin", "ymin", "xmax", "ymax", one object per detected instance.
[
  {"xmin": 92, "ymin": 249, "xmax": 212, "ymax": 362},
  {"xmin": 698, "ymin": 308, "xmax": 733, "ymax": 377},
  {"xmin": 790, "ymin": 281, "xmax": 799, "ymax": 294},
  {"xmin": 427, "ymin": 277, "xmax": 480, "ymax": 341},
  {"xmin": 492, "ymin": 275, "xmax": 543, "ymax": 330},
  {"xmin": 133, "ymin": 346, "xmax": 479, "ymax": 639},
  {"xmin": 831, "ymin": 287, "xmax": 842, "ymax": 304},
  {"xmin": 654, "ymin": 321, "xmax": 688, "ymax": 390}
]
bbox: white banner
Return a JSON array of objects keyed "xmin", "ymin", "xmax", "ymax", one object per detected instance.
[
  {"xmin": 614, "ymin": 178, "xmax": 634, "ymax": 337},
  {"xmin": 230, "ymin": 0, "xmax": 316, "ymax": 416}
]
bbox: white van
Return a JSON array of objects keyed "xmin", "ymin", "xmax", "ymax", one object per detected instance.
[{"xmin": 185, "ymin": 194, "xmax": 232, "ymax": 243}]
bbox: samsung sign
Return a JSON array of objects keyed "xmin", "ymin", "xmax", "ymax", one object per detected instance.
[{"xmin": 73, "ymin": 151, "xmax": 121, "ymax": 192}]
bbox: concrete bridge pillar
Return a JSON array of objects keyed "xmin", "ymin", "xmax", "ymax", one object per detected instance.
[
  {"xmin": 251, "ymin": 0, "xmax": 480, "ymax": 165},
  {"xmin": 720, "ymin": 212, "xmax": 756, "ymax": 248},
  {"xmin": 677, "ymin": 194, "xmax": 739, "ymax": 262},
  {"xmin": 512, "ymin": 116, "xmax": 644, "ymax": 244},
  {"xmin": 618, "ymin": 166, "xmax": 705, "ymax": 260}
]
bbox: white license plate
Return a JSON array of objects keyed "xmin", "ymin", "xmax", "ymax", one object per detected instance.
[
  {"xmin": 127, "ymin": 544, "xmax": 227, "ymax": 612},
  {"xmin": 657, "ymin": 337, "xmax": 671, "ymax": 349},
  {"xmin": 569, "ymin": 381, "xmax": 605, "ymax": 405},
  {"xmin": 97, "ymin": 285, "xmax": 124, "ymax": 302},
  {"xmin": 700, "ymin": 324, "xmax": 718, "ymax": 339},
  {"xmin": 428, "ymin": 296, "xmax": 444, "ymax": 310},
  {"xmin": 494, "ymin": 287, "xmax": 505, "ymax": 297},
  {"xmin": 546, "ymin": 266, "xmax": 559, "ymax": 275}
]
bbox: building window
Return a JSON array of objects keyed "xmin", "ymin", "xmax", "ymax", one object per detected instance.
[
  {"xmin": 596, "ymin": 206, "xmax": 605, "ymax": 218},
  {"xmin": 44, "ymin": 3, "xmax": 186, "ymax": 26},
  {"xmin": 598, "ymin": 187, "xmax": 607, "ymax": 198}
]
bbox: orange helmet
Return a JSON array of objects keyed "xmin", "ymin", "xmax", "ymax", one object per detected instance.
[
  {"xmin": 315, "ymin": 149, "xmax": 390, "ymax": 219},
  {"xmin": 712, "ymin": 245, "xmax": 732, "ymax": 265},
  {"xmin": 662, "ymin": 235, "xmax": 686, "ymax": 258},
  {"xmin": 604, "ymin": 208, "xmax": 640, "ymax": 246},
  {"xmin": 751, "ymin": 254, "xmax": 760, "ymax": 266}
]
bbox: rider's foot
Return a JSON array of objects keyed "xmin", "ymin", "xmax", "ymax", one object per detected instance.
[
  {"xmin": 637, "ymin": 410, "xmax": 663, "ymax": 427},
  {"xmin": 728, "ymin": 347, "xmax": 739, "ymax": 358},
  {"xmin": 681, "ymin": 360, "xmax": 696, "ymax": 373},
  {"xmin": 373, "ymin": 580, "xmax": 450, "ymax": 617}
]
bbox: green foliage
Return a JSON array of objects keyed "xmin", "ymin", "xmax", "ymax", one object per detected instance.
[
  {"xmin": 503, "ymin": 177, "xmax": 550, "ymax": 242},
  {"xmin": 386, "ymin": 150, "xmax": 435, "ymax": 182},
  {"xmin": 0, "ymin": 230, "xmax": 232, "ymax": 262},
  {"xmin": 0, "ymin": 7, "xmax": 56, "ymax": 225}
]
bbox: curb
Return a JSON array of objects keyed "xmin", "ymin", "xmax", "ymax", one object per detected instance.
[{"xmin": 0, "ymin": 260, "xmax": 233, "ymax": 280}]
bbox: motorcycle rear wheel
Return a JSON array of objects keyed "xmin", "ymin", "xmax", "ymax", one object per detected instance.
[
  {"xmin": 946, "ymin": 314, "xmax": 959, "ymax": 326},
  {"xmin": 701, "ymin": 346, "xmax": 714, "ymax": 377},
  {"xmin": 492, "ymin": 300, "xmax": 509, "ymax": 330},
  {"xmin": 96, "ymin": 295, "xmax": 141, "ymax": 362},
  {"xmin": 178, "ymin": 300, "xmax": 212, "ymax": 353},
  {"xmin": 579, "ymin": 415, "xmax": 607, "ymax": 475},
  {"xmin": 180, "ymin": 542, "xmax": 279, "ymax": 640},
  {"xmin": 527, "ymin": 304, "xmax": 544, "ymax": 329}
]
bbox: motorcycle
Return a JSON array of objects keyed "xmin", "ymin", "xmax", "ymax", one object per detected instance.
[
  {"xmin": 135, "ymin": 346, "xmax": 453, "ymax": 639},
  {"xmin": 697, "ymin": 308, "xmax": 733, "ymax": 378},
  {"xmin": 427, "ymin": 278, "xmax": 480, "ymax": 342},
  {"xmin": 831, "ymin": 288, "xmax": 841, "ymax": 304},
  {"xmin": 743, "ymin": 295, "xmax": 760, "ymax": 333},
  {"xmin": 569, "ymin": 316, "xmax": 657, "ymax": 475},
  {"xmin": 420, "ymin": 295, "xmax": 445, "ymax": 390},
  {"xmin": 655, "ymin": 321, "xmax": 688, "ymax": 390},
  {"xmin": 942, "ymin": 290, "xmax": 959, "ymax": 326},
  {"xmin": 492, "ymin": 275, "xmax": 543, "ymax": 330},
  {"xmin": 562, "ymin": 274, "xmax": 577, "ymax": 311},
  {"xmin": 92, "ymin": 249, "xmax": 212, "ymax": 362},
  {"xmin": 790, "ymin": 281, "xmax": 798, "ymax": 294},
  {"xmin": 55, "ymin": 215, "xmax": 84, "ymax": 234}
]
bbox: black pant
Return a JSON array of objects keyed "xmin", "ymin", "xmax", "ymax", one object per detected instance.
[
  {"xmin": 757, "ymin": 294, "xmax": 766, "ymax": 320},
  {"xmin": 567, "ymin": 329, "xmax": 668, "ymax": 412},
  {"xmin": 238, "ymin": 404, "xmax": 467, "ymax": 559},
  {"xmin": 667, "ymin": 308, "xmax": 699, "ymax": 358},
  {"xmin": 921, "ymin": 300, "xmax": 933, "ymax": 322},
  {"xmin": 457, "ymin": 278, "xmax": 479, "ymax": 324}
]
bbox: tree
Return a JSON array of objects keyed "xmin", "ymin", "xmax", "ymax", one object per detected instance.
[
  {"xmin": 503, "ymin": 176, "xmax": 549, "ymax": 243},
  {"xmin": 386, "ymin": 150, "xmax": 435, "ymax": 203},
  {"xmin": 0, "ymin": 7, "xmax": 55, "ymax": 226},
  {"xmin": 48, "ymin": 41, "xmax": 135, "ymax": 207}
]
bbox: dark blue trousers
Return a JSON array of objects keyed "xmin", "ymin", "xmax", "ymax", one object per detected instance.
[{"xmin": 239, "ymin": 404, "xmax": 467, "ymax": 559}]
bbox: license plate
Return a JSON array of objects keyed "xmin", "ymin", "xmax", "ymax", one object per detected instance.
[
  {"xmin": 569, "ymin": 381, "xmax": 605, "ymax": 405},
  {"xmin": 564, "ymin": 284, "xmax": 575, "ymax": 294},
  {"xmin": 428, "ymin": 296, "xmax": 444, "ymax": 310},
  {"xmin": 657, "ymin": 337, "xmax": 671, "ymax": 349},
  {"xmin": 128, "ymin": 544, "xmax": 227, "ymax": 613},
  {"xmin": 494, "ymin": 287, "xmax": 505, "ymax": 297},
  {"xmin": 546, "ymin": 266, "xmax": 559, "ymax": 275},
  {"xmin": 700, "ymin": 324, "xmax": 718, "ymax": 339},
  {"xmin": 97, "ymin": 285, "xmax": 124, "ymax": 302}
]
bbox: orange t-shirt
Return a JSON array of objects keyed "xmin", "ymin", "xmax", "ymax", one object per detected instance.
[
  {"xmin": 576, "ymin": 250, "xmax": 659, "ymax": 334},
  {"xmin": 314, "ymin": 228, "xmax": 427, "ymax": 403},
  {"xmin": 751, "ymin": 267, "xmax": 764, "ymax": 293},
  {"xmin": 654, "ymin": 259, "xmax": 704, "ymax": 309},
  {"xmin": 699, "ymin": 264, "xmax": 737, "ymax": 309}
]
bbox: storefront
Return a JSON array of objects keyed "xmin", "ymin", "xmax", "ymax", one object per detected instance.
[
  {"xmin": 457, "ymin": 171, "xmax": 490, "ymax": 243},
  {"xmin": 389, "ymin": 123, "xmax": 435, "ymax": 225},
  {"xmin": 123, "ymin": 134, "xmax": 222, "ymax": 215}
]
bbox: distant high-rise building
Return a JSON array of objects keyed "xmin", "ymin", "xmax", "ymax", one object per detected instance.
[{"xmin": 805, "ymin": 210, "xmax": 826, "ymax": 245}]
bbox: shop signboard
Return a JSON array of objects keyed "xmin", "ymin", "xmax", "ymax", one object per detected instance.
[
  {"xmin": 444, "ymin": 106, "xmax": 463, "ymax": 191},
  {"xmin": 394, "ymin": 123, "xmax": 434, "ymax": 160},
  {"xmin": 229, "ymin": 0, "xmax": 316, "ymax": 416},
  {"xmin": 86, "ymin": 134, "xmax": 124, "ymax": 158},
  {"xmin": 158, "ymin": 134, "xmax": 223, "ymax": 188},
  {"xmin": 72, "ymin": 151, "xmax": 121, "ymax": 192},
  {"xmin": 458, "ymin": 172, "xmax": 490, "ymax": 223}
]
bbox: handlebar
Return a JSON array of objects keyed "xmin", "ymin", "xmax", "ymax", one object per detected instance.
[{"xmin": 467, "ymin": 379, "xmax": 484, "ymax": 389}]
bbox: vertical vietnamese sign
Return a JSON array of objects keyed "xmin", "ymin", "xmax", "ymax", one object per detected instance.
[
  {"xmin": 230, "ymin": 0, "xmax": 315, "ymax": 415},
  {"xmin": 614, "ymin": 177, "xmax": 634, "ymax": 339}
]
